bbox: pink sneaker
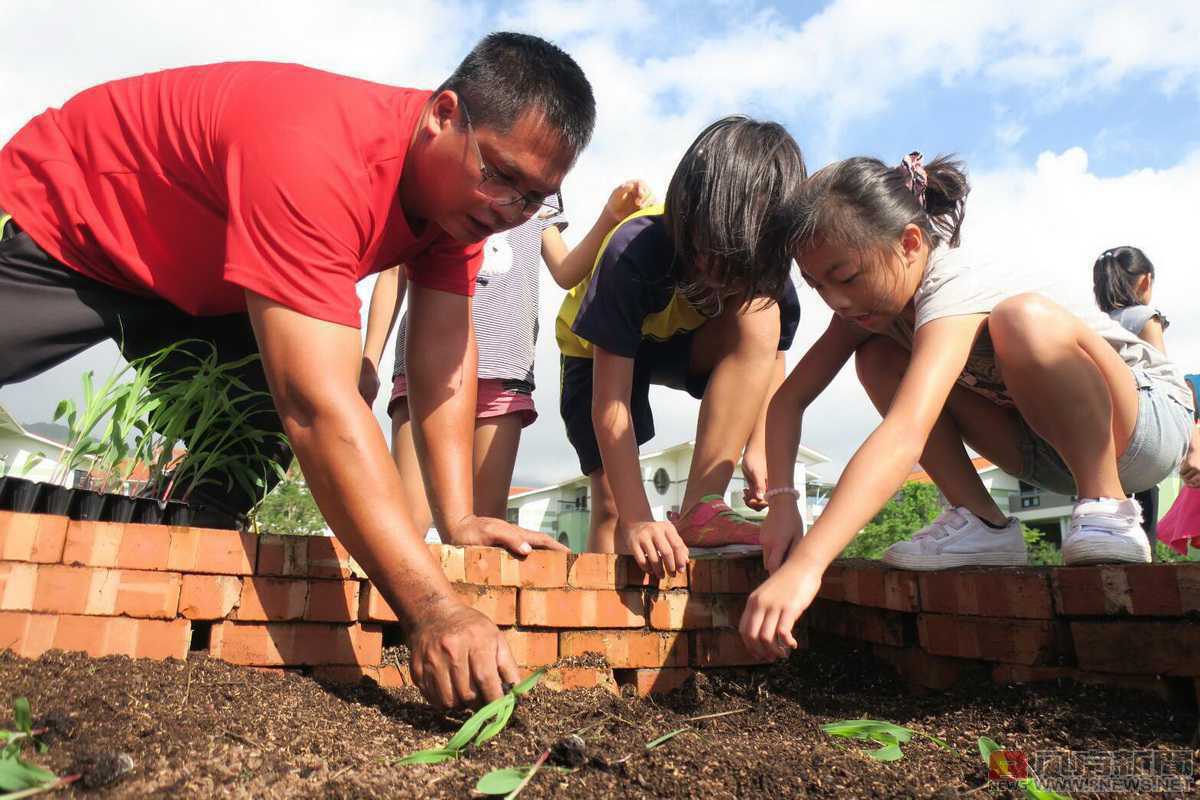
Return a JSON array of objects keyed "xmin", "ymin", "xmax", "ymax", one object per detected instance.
[{"xmin": 669, "ymin": 494, "xmax": 761, "ymax": 547}]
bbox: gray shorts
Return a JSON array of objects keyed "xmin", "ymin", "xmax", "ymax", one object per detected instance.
[{"xmin": 1017, "ymin": 369, "xmax": 1194, "ymax": 495}]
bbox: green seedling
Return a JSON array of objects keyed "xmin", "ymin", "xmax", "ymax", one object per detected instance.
[
  {"xmin": 821, "ymin": 719, "xmax": 952, "ymax": 762},
  {"xmin": 474, "ymin": 749, "xmax": 561, "ymax": 799},
  {"xmin": 977, "ymin": 737, "xmax": 1071, "ymax": 800},
  {"xmin": 1, "ymin": 698, "xmax": 79, "ymax": 798},
  {"xmin": 645, "ymin": 727, "xmax": 690, "ymax": 750},
  {"xmin": 396, "ymin": 668, "xmax": 545, "ymax": 766}
]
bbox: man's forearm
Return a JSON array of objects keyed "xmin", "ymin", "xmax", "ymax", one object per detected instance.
[{"xmin": 286, "ymin": 396, "xmax": 458, "ymax": 622}]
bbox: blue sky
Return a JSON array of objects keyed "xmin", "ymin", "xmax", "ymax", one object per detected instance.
[{"xmin": 1, "ymin": 0, "xmax": 1198, "ymax": 486}]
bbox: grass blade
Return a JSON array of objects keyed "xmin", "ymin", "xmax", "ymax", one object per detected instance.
[
  {"xmin": 474, "ymin": 767, "xmax": 528, "ymax": 796},
  {"xmin": 645, "ymin": 727, "xmax": 690, "ymax": 750}
]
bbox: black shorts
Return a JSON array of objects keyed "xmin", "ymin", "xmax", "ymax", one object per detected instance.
[
  {"xmin": 0, "ymin": 216, "xmax": 291, "ymax": 518},
  {"xmin": 560, "ymin": 333, "xmax": 710, "ymax": 476}
]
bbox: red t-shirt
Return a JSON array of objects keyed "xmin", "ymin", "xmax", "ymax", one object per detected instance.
[{"xmin": 0, "ymin": 62, "xmax": 482, "ymax": 327}]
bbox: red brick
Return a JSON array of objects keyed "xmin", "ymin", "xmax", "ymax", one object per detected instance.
[
  {"xmin": 210, "ymin": 621, "xmax": 381, "ymax": 666},
  {"xmin": 513, "ymin": 550, "xmax": 569, "ymax": 588},
  {"xmin": 0, "ymin": 512, "xmax": 68, "ymax": 563},
  {"xmin": 873, "ymin": 644, "xmax": 980, "ymax": 690},
  {"xmin": 311, "ymin": 664, "xmax": 412, "ymax": 687},
  {"xmin": 649, "ymin": 592, "xmax": 746, "ymax": 631},
  {"xmin": 237, "ymin": 577, "xmax": 307, "ymax": 621},
  {"xmin": 255, "ymin": 534, "xmax": 308, "ymax": 576},
  {"xmin": 805, "ymin": 599, "xmax": 912, "ymax": 647},
  {"xmin": 453, "ymin": 584, "xmax": 517, "ymax": 625},
  {"xmin": 1053, "ymin": 564, "xmax": 1200, "ymax": 616},
  {"xmin": 428, "ymin": 544, "xmax": 466, "ymax": 582},
  {"xmin": 614, "ymin": 667, "xmax": 694, "ymax": 697},
  {"xmin": 167, "ymin": 527, "xmax": 255, "ymax": 574},
  {"xmin": 0, "ymin": 611, "xmax": 54, "ymax": 657},
  {"xmin": 503, "ymin": 629, "xmax": 558, "ymax": 667},
  {"xmin": 31, "ymin": 565, "xmax": 180, "ymax": 618},
  {"xmin": 114, "ymin": 523, "xmax": 171, "ymax": 570},
  {"xmin": 565, "ymin": 553, "xmax": 686, "ymax": 589},
  {"xmin": 61, "ymin": 520, "xmax": 123, "ymax": 567},
  {"xmin": 518, "ymin": 588, "xmax": 643, "ymax": 628},
  {"xmin": 359, "ymin": 583, "xmax": 398, "ymax": 623},
  {"xmin": 111, "ymin": 569, "xmax": 182, "ymax": 618},
  {"xmin": 1070, "ymin": 621, "xmax": 1200, "ymax": 675},
  {"xmin": 0, "ymin": 562, "xmax": 37, "ymax": 611},
  {"xmin": 9, "ymin": 613, "xmax": 190, "ymax": 660},
  {"xmin": 539, "ymin": 665, "xmax": 618, "ymax": 693},
  {"xmin": 918, "ymin": 613, "xmax": 1065, "ymax": 666},
  {"xmin": 305, "ymin": 579, "xmax": 359, "ymax": 622},
  {"xmin": 688, "ymin": 556, "xmax": 765, "ymax": 594},
  {"xmin": 178, "ymin": 574, "xmax": 242, "ymax": 619},
  {"xmin": 560, "ymin": 630, "xmax": 688, "ymax": 668},
  {"xmin": 691, "ymin": 628, "xmax": 779, "ymax": 667},
  {"xmin": 464, "ymin": 546, "xmax": 517, "ymax": 586},
  {"xmin": 919, "ymin": 568, "xmax": 1053, "ymax": 619},
  {"xmin": 307, "ymin": 536, "xmax": 365, "ymax": 579},
  {"xmin": 991, "ymin": 663, "xmax": 1174, "ymax": 702},
  {"xmin": 819, "ymin": 560, "xmax": 920, "ymax": 611}
]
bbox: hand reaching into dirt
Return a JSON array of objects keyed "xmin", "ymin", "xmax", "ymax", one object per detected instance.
[
  {"xmin": 604, "ymin": 179, "xmax": 655, "ymax": 225},
  {"xmin": 739, "ymin": 559, "xmax": 822, "ymax": 662},
  {"xmin": 408, "ymin": 602, "xmax": 521, "ymax": 708},
  {"xmin": 619, "ymin": 518, "xmax": 689, "ymax": 579},
  {"xmin": 741, "ymin": 448, "xmax": 769, "ymax": 511},
  {"xmin": 444, "ymin": 513, "xmax": 569, "ymax": 556},
  {"xmin": 760, "ymin": 499, "xmax": 804, "ymax": 574}
]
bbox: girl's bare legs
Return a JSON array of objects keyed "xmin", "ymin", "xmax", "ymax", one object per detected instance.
[
  {"xmin": 390, "ymin": 401, "xmax": 434, "ymax": 535},
  {"xmin": 854, "ymin": 335, "xmax": 1024, "ymax": 525},
  {"xmin": 472, "ymin": 413, "xmax": 524, "ymax": 519}
]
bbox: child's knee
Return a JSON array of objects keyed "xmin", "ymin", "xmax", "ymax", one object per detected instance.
[
  {"xmin": 990, "ymin": 293, "xmax": 1066, "ymax": 347},
  {"xmin": 854, "ymin": 335, "xmax": 907, "ymax": 387}
]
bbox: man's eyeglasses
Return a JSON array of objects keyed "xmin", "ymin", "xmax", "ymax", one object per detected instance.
[{"xmin": 460, "ymin": 100, "xmax": 563, "ymax": 218}]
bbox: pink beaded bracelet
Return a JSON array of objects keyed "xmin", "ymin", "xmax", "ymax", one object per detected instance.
[{"xmin": 763, "ymin": 487, "xmax": 801, "ymax": 500}]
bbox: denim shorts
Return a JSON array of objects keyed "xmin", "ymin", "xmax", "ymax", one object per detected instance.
[{"xmin": 1017, "ymin": 368, "xmax": 1194, "ymax": 495}]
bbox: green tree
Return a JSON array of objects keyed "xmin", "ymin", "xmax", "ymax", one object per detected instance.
[
  {"xmin": 250, "ymin": 463, "xmax": 327, "ymax": 536},
  {"xmin": 840, "ymin": 481, "xmax": 943, "ymax": 559}
]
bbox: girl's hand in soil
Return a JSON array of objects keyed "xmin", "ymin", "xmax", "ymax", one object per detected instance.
[
  {"xmin": 739, "ymin": 559, "xmax": 822, "ymax": 661},
  {"xmin": 445, "ymin": 513, "xmax": 569, "ymax": 555},
  {"xmin": 760, "ymin": 498, "xmax": 805, "ymax": 574},
  {"xmin": 409, "ymin": 602, "xmax": 521, "ymax": 709},
  {"xmin": 620, "ymin": 518, "xmax": 689, "ymax": 579}
]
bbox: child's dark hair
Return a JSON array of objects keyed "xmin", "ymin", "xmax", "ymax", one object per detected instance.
[
  {"xmin": 1092, "ymin": 246, "xmax": 1155, "ymax": 312},
  {"xmin": 664, "ymin": 116, "xmax": 807, "ymax": 307},
  {"xmin": 438, "ymin": 32, "xmax": 595, "ymax": 161},
  {"xmin": 793, "ymin": 154, "xmax": 969, "ymax": 262}
]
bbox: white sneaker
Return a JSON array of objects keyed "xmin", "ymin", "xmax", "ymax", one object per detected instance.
[
  {"xmin": 1062, "ymin": 497, "xmax": 1151, "ymax": 566},
  {"xmin": 882, "ymin": 507, "xmax": 1028, "ymax": 571}
]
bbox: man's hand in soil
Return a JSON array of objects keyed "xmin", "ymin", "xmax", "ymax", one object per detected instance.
[
  {"xmin": 445, "ymin": 513, "xmax": 568, "ymax": 556},
  {"xmin": 409, "ymin": 602, "xmax": 521, "ymax": 708},
  {"xmin": 739, "ymin": 558, "xmax": 821, "ymax": 661}
]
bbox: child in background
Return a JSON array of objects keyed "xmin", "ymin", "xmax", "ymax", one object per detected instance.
[
  {"xmin": 740, "ymin": 152, "xmax": 1195, "ymax": 659},
  {"xmin": 556, "ymin": 117, "xmax": 805, "ymax": 578},
  {"xmin": 1158, "ymin": 374, "xmax": 1200, "ymax": 555},
  {"xmin": 1091, "ymin": 246, "xmax": 1172, "ymax": 548},
  {"xmin": 360, "ymin": 180, "xmax": 654, "ymax": 555}
]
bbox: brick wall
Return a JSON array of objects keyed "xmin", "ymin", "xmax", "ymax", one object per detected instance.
[{"xmin": 1, "ymin": 511, "xmax": 1197, "ymax": 702}]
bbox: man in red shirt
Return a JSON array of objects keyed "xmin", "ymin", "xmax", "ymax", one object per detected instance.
[{"xmin": 0, "ymin": 33, "xmax": 594, "ymax": 709}]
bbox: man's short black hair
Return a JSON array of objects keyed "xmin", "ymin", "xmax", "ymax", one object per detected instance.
[{"xmin": 438, "ymin": 32, "xmax": 595, "ymax": 161}]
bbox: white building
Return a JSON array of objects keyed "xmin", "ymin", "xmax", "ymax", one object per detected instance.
[
  {"xmin": 0, "ymin": 404, "xmax": 73, "ymax": 485},
  {"xmin": 507, "ymin": 438, "xmax": 830, "ymax": 551}
]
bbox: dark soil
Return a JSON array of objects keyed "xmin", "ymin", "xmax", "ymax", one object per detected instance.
[{"xmin": 2, "ymin": 637, "xmax": 1197, "ymax": 798}]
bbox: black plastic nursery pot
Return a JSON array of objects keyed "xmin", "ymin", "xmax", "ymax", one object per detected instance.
[
  {"xmin": 164, "ymin": 500, "xmax": 193, "ymax": 527},
  {"xmin": 102, "ymin": 494, "xmax": 136, "ymax": 524},
  {"xmin": 68, "ymin": 489, "xmax": 105, "ymax": 521},
  {"xmin": 133, "ymin": 497, "xmax": 167, "ymax": 525},
  {"xmin": 34, "ymin": 483, "xmax": 72, "ymax": 517},
  {"xmin": 1, "ymin": 479, "xmax": 49, "ymax": 514}
]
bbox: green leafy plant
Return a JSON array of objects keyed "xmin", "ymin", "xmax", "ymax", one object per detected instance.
[
  {"xmin": 0, "ymin": 698, "xmax": 78, "ymax": 798},
  {"xmin": 821, "ymin": 719, "xmax": 952, "ymax": 762},
  {"xmin": 248, "ymin": 463, "xmax": 327, "ymax": 536},
  {"xmin": 841, "ymin": 482, "xmax": 943, "ymax": 559},
  {"xmin": 977, "ymin": 736, "xmax": 1071, "ymax": 799},
  {"xmin": 396, "ymin": 668, "xmax": 545, "ymax": 766}
]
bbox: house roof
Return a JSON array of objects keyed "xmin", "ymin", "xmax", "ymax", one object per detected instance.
[
  {"xmin": 0, "ymin": 403, "xmax": 69, "ymax": 454},
  {"xmin": 908, "ymin": 456, "xmax": 995, "ymax": 484}
]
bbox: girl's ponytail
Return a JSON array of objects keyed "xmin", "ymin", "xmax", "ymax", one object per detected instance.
[
  {"xmin": 920, "ymin": 155, "xmax": 969, "ymax": 247},
  {"xmin": 1092, "ymin": 246, "xmax": 1155, "ymax": 312}
]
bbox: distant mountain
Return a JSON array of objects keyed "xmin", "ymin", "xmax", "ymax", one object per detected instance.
[{"xmin": 22, "ymin": 422, "xmax": 71, "ymax": 444}]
